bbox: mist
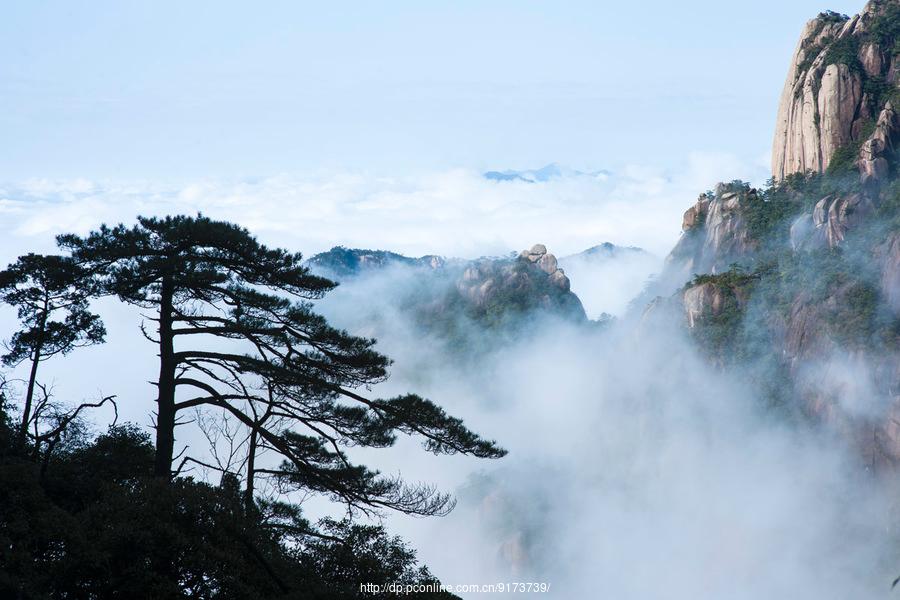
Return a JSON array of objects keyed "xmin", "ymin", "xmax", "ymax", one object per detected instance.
[
  {"xmin": 307, "ymin": 262, "xmax": 900, "ymax": 599},
  {"xmin": 560, "ymin": 248, "xmax": 661, "ymax": 318}
]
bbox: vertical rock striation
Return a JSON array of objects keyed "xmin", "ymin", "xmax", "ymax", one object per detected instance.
[{"xmin": 772, "ymin": 2, "xmax": 900, "ymax": 182}]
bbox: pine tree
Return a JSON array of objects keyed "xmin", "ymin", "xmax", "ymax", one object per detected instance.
[
  {"xmin": 0, "ymin": 254, "xmax": 105, "ymax": 443},
  {"xmin": 59, "ymin": 214, "xmax": 504, "ymax": 515}
]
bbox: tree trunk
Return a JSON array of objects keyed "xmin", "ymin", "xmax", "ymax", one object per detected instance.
[
  {"xmin": 19, "ymin": 302, "xmax": 47, "ymax": 444},
  {"xmin": 244, "ymin": 425, "xmax": 258, "ymax": 512},
  {"xmin": 20, "ymin": 345, "xmax": 41, "ymax": 443},
  {"xmin": 154, "ymin": 274, "xmax": 177, "ymax": 478}
]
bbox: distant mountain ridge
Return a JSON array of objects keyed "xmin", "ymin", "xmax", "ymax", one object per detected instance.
[
  {"xmin": 307, "ymin": 242, "xmax": 647, "ymax": 344},
  {"xmin": 307, "ymin": 242, "xmax": 644, "ymax": 280},
  {"xmin": 305, "ymin": 246, "xmax": 448, "ymax": 278},
  {"xmin": 483, "ymin": 163, "xmax": 611, "ymax": 183}
]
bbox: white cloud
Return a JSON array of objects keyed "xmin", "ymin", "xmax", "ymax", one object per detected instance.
[{"xmin": 0, "ymin": 153, "xmax": 768, "ymax": 264}]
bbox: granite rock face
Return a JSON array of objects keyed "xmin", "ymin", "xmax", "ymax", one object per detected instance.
[
  {"xmin": 791, "ymin": 193, "xmax": 876, "ymax": 250},
  {"xmin": 772, "ymin": 2, "xmax": 900, "ymax": 182},
  {"xmin": 634, "ymin": 1, "xmax": 900, "ymax": 469},
  {"xmin": 664, "ymin": 183, "xmax": 757, "ymax": 281},
  {"xmin": 879, "ymin": 231, "xmax": 900, "ymax": 313},
  {"xmin": 518, "ymin": 244, "xmax": 571, "ymax": 291},
  {"xmin": 772, "ymin": 16, "xmax": 851, "ymax": 180},
  {"xmin": 683, "ymin": 282, "xmax": 727, "ymax": 329}
]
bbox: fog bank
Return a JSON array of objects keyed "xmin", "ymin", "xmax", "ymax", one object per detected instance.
[{"xmin": 315, "ymin": 266, "xmax": 899, "ymax": 599}]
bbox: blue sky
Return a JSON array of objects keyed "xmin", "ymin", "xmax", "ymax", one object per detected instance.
[{"xmin": 1, "ymin": 0, "xmax": 865, "ymax": 180}]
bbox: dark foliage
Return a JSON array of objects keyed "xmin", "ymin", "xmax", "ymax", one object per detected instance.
[
  {"xmin": 0, "ymin": 215, "xmax": 502, "ymax": 596},
  {"xmin": 822, "ymin": 34, "xmax": 861, "ymax": 73},
  {"xmin": 817, "ymin": 10, "xmax": 849, "ymax": 24},
  {"xmin": 0, "ymin": 413, "xmax": 457, "ymax": 599},
  {"xmin": 685, "ymin": 266, "xmax": 759, "ymax": 361},
  {"xmin": 868, "ymin": 4, "xmax": 900, "ymax": 49}
]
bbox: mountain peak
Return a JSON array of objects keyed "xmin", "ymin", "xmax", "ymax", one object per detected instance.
[{"xmin": 772, "ymin": 1, "xmax": 900, "ymax": 182}]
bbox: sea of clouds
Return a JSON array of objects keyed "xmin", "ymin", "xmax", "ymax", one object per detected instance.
[{"xmin": 0, "ymin": 151, "xmax": 766, "ymax": 262}]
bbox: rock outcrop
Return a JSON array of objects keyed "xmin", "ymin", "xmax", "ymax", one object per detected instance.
[
  {"xmin": 456, "ymin": 244, "xmax": 586, "ymax": 319},
  {"xmin": 791, "ymin": 193, "xmax": 876, "ymax": 249},
  {"xmin": 518, "ymin": 244, "xmax": 571, "ymax": 291},
  {"xmin": 772, "ymin": 3, "xmax": 900, "ymax": 182},
  {"xmin": 456, "ymin": 244, "xmax": 584, "ymax": 321},
  {"xmin": 681, "ymin": 197, "xmax": 709, "ymax": 231},
  {"xmin": 681, "ymin": 273, "xmax": 752, "ymax": 334},
  {"xmin": 647, "ymin": 1, "xmax": 900, "ymax": 468},
  {"xmin": 772, "ymin": 15, "xmax": 854, "ymax": 179},
  {"xmin": 664, "ymin": 182, "xmax": 757, "ymax": 282},
  {"xmin": 859, "ymin": 101, "xmax": 899, "ymax": 184}
]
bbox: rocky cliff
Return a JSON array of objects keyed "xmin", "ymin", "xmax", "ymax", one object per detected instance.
[
  {"xmin": 646, "ymin": 2, "xmax": 900, "ymax": 466},
  {"xmin": 772, "ymin": 2, "xmax": 900, "ymax": 182},
  {"xmin": 657, "ymin": 167, "xmax": 900, "ymax": 462},
  {"xmin": 666, "ymin": 181, "xmax": 759, "ymax": 279},
  {"xmin": 310, "ymin": 245, "xmax": 588, "ymax": 350},
  {"xmin": 450, "ymin": 244, "xmax": 585, "ymax": 329}
]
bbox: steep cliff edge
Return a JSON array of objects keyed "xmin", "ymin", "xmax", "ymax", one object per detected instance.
[
  {"xmin": 772, "ymin": 2, "xmax": 900, "ymax": 182},
  {"xmin": 645, "ymin": 2, "xmax": 900, "ymax": 465}
]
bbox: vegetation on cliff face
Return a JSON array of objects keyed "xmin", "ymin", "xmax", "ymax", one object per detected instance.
[
  {"xmin": 869, "ymin": 3, "xmax": 900, "ymax": 47},
  {"xmin": 678, "ymin": 170, "xmax": 900, "ymax": 355},
  {"xmin": 684, "ymin": 266, "xmax": 758, "ymax": 361}
]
